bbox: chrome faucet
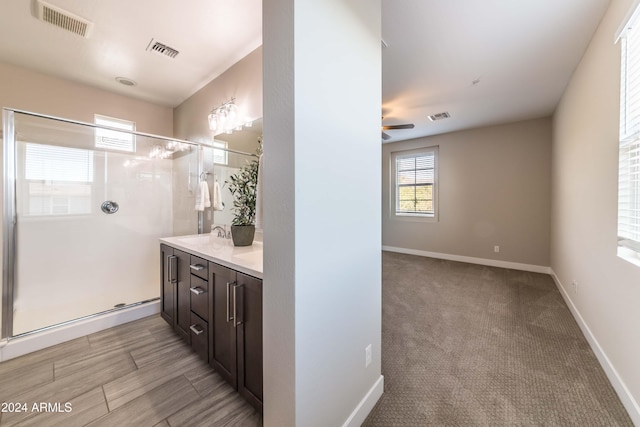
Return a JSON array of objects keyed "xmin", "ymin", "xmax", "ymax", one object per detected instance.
[{"xmin": 211, "ymin": 225, "xmax": 230, "ymax": 239}]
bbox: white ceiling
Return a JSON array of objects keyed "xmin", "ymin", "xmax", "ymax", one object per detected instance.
[
  {"xmin": 0, "ymin": 1, "xmax": 611, "ymax": 141},
  {"xmin": 0, "ymin": 0, "xmax": 262, "ymax": 107},
  {"xmin": 381, "ymin": 0, "xmax": 611, "ymax": 142}
]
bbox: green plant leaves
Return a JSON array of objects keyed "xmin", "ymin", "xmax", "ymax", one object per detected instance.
[{"xmin": 226, "ymin": 158, "xmax": 259, "ymax": 226}]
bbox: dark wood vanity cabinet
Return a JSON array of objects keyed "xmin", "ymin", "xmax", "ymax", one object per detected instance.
[
  {"xmin": 160, "ymin": 244, "xmax": 191, "ymax": 342},
  {"xmin": 160, "ymin": 244, "xmax": 210, "ymax": 361},
  {"xmin": 160, "ymin": 244, "xmax": 262, "ymax": 412},
  {"xmin": 209, "ymin": 262, "xmax": 263, "ymax": 412}
]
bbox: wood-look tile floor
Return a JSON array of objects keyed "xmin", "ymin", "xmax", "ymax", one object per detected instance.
[{"xmin": 0, "ymin": 315, "xmax": 262, "ymax": 427}]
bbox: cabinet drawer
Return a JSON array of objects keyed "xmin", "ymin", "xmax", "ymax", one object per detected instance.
[
  {"xmin": 189, "ymin": 255, "xmax": 208, "ymax": 280},
  {"xmin": 190, "ymin": 275, "xmax": 209, "ymax": 321},
  {"xmin": 189, "ymin": 312, "xmax": 208, "ymax": 362}
]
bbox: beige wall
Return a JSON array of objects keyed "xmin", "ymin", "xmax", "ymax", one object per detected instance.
[
  {"xmin": 0, "ymin": 62, "xmax": 173, "ymax": 135},
  {"xmin": 382, "ymin": 117, "xmax": 552, "ymax": 268},
  {"xmin": 173, "ymin": 46, "xmax": 262, "ymax": 144},
  {"xmin": 552, "ymin": 0, "xmax": 640, "ymax": 421}
]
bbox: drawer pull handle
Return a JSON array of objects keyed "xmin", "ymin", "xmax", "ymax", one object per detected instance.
[
  {"xmin": 190, "ymin": 264, "xmax": 205, "ymax": 271},
  {"xmin": 190, "ymin": 286, "xmax": 205, "ymax": 295},
  {"xmin": 190, "ymin": 324, "xmax": 204, "ymax": 335}
]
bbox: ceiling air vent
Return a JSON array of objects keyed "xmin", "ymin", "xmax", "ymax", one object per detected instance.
[
  {"xmin": 428, "ymin": 112, "xmax": 451, "ymax": 121},
  {"xmin": 36, "ymin": 0, "xmax": 93, "ymax": 38},
  {"xmin": 147, "ymin": 39, "xmax": 179, "ymax": 59}
]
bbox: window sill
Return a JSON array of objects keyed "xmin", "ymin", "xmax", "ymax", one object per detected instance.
[
  {"xmin": 392, "ymin": 214, "xmax": 438, "ymax": 223},
  {"xmin": 617, "ymin": 245, "xmax": 640, "ymax": 268}
]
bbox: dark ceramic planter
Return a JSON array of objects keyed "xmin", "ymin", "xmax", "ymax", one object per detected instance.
[{"xmin": 231, "ymin": 225, "xmax": 255, "ymax": 246}]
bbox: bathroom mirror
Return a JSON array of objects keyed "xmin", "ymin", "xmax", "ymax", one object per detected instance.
[{"xmin": 204, "ymin": 118, "xmax": 262, "ymax": 230}]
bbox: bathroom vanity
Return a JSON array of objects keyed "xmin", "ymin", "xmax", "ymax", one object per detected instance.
[{"xmin": 159, "ymin": 234, "xmax": 263, "ymax": 412}]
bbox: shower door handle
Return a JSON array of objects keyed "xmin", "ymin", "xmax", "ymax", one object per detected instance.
[{"xmin": 168, "ymin": 256, "xmax": 177, "ymax": 283}]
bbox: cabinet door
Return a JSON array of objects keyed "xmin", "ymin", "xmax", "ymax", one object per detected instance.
[
  {"xmin": 209, "ymin": 262, "xmax": 238, "ymax": 387},
  {"xmin": 174, "ymin": 249, "xmax": 191, "ymax": 343},
  {"xmin": 236, "ymin": 273, "xmax": 263, "ymax": 411},
  {"xmin": 160, "ymin": 244, "xmax": 175, "ymax": 326}
]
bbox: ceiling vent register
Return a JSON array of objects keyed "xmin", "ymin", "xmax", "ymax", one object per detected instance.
[
  {"xmin": 428, "ymin": 112, "xmax": 451, "ymax": 121},
  {"xmin": 36, "ymin": 0, "xmax": 93, "ymax": 38},
  {"xmin": 147, "ymin": 39, "xmax": 180, "ymax": 59}
]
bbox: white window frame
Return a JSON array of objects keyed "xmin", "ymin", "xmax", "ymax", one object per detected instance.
[
  {"xmin": 390, "ymin": 146, "xmax": 438, "ymax": 222},
  {"xmin": 618, "ymin": 7, "xmax": 640, "ymax": 267},
  {"xmin": 94, "ymin": 114, "xmax": 135, "ymax": 152},
  {"xmin": 213, "ymin": 140, "xmax": 228, "ymax": 165}
]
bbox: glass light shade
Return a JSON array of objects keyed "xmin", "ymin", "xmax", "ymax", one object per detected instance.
[
  {"xmin": 218, "ymin": 108, "xmax": 228, "ymax": 133},
  {"xmin": 227, "ymin": 103, "xmax": 240, "ymax": 133},
  {"xmin": 208, "ymin": 112, "xmax": 218, "ymax": 131},
  {"xmin": 227, "ymin": 103, "xmax": 239, "ymax": 122}
]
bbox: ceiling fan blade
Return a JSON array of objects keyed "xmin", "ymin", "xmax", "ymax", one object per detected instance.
[
  {"xmin": 381, "ymin": 132, "xmax": 392, "ymax": 140},
  {"xmin": 382, "ymin": 123, "xmax": 415, "ymax": 130}
]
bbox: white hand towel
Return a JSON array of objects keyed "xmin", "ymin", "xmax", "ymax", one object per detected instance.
[
  {"xmin": 195, "ymin": 181, "xmax": 211, "ymax": 211},
  {"xmin": 255, "ymin": 154, "xmax": 264, "ymax": 229},
  {"xmin": 212, "ymin": 181, "xmax": 223, "ymax": 211}
]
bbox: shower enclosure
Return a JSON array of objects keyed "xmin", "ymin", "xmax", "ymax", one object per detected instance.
[{"xmin": 2, "ymin": 109, "xmax": 200, "ymax": 338}]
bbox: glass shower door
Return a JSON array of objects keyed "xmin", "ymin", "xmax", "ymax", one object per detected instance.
[{"xmin": 8, "ymin": 111, "xmax": 193, "ymax": 336}]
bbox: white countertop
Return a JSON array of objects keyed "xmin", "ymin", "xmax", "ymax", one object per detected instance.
[{"xmin": 160, "ymin": 234, "xmax": 263, "ymax": 279}]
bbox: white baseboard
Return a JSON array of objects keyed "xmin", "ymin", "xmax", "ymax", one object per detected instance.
[
  {"xmin": 382, "ymin": 246, "xmax": 551, "ymax": 274},
  {"xmin": 0, "ymin": 300, "xmax": 160, "ymax": 362},
  {"xmin": 550, "ymin": 271, "xmax": 640, "ymax": 426},
  {"xmin": 342, "ymin": 375, "xmax": 384, "ymax": 427}
]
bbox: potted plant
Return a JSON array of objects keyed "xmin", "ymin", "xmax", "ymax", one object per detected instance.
[{"xmin": 227, "ymin": 153, "xmax": 260, "ymax": 246}]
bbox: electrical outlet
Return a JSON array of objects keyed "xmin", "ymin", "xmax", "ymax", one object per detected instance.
[
  {"xmin": 365, "ymin": 344, "xmax": 372, "ymax": 367},
  {"xmin": 571, "ymin": 280, "xmax": 578, "ymax": 294},
  {"xmin": 494, "ymin": 245, "xmax": 500, "ymax": 253}
]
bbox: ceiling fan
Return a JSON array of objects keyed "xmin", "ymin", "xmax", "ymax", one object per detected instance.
[{"xmin": 381, "ymin": 119, "xmax": 414, "ymax": 140}]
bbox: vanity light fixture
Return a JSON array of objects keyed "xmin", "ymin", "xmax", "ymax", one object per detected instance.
[{"xmin": 207, "ymin": 98, "xmax": 254, "ymax": 135}]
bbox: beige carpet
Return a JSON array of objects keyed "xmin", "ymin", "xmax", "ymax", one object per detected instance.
[{"xmin": 363, "ymin": 252, "xmax": 632, "ymax": 426}]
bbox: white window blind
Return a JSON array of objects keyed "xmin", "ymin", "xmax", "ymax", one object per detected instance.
[
  {"xmin": 619, "ymin": 18, "xmax": 640, "ymax": 254},
  {"xmin": 25, "ymin": 143, "xmax": 94, "ymax": 182},
  {"xmin": 95, "ymin": 115, "xmax": 135, "ymax": 152},
  {"xmin": 24, "ymin": 143, "xmax": 93, "ymax": 216},
  {"xmin": 393, "ymin": 149, "xmax": 436, "ymax": 217}
]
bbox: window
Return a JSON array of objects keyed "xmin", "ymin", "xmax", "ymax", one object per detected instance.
[
  {"xmin": 95, "ymin": 114, "xmax": 135, "ymax": 152},
  {"xmin": 618, "ymin": 10, "xmax": 640, "ymax": 263},
  {"xmin": 391, "ymin": 147, "xmax": 438, "ymax": 220},
  {"xmin": 24, "ymin": 143, "xmax": 93, "ymax": 216},
  {"xmin": 213, "ymin": 140, "xmax": 228, "ymax": 165}
]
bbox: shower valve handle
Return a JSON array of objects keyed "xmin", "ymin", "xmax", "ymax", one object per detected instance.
[{"xmin": 101, "ymin": 201, "xmax": 119, "ymax": 214}]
